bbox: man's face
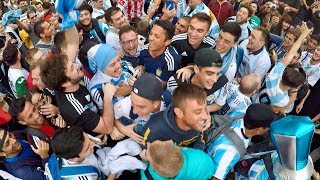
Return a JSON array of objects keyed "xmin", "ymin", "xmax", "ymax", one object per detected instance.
[
  {"xmin": 215, "ymin": 30, "xmax": 236, "ymax": 53},
  {"xmin": 18, "ymin": 101, "xmax": 44, "ymax": 126},
  {"xmin": 120, "ymin": 31, "xmax": 138, "ymax": 56},
  {"xmin": 75, "ymin": 133, "xmax": 95, "ymax": 161},
  {"xmin": 187, "ymin": 18, "xmax": 209, "ymax": 48},
  {"xmin": 94, "ymin": 0, "xmax": 104, "ymax": 9},
  {"xmin": 0, "ymin": 130, "xmax": 22, "ymax": 156},
  {"xmin": 179, "ymin": 99, "xmax": 209, "ymax": 132},
  {"xmin": 313, "ymin": 46, "xmax": 320, "ymax": 61},
  {"xmin": 130, "ymin": 92, "xmax": 159, "ymax": 118},
  {"xmin": 65, "ymin": 60, "xmax": 84, "ymax": 84},
  {"xmin": 41, "ymin": 21, "xmax": 54, "ymax": 38},
  {"xmin": 247, "ymin": 29, "xmax": 264, "ymax": 52},
  {"xmin": 195, "ymin": 66, "xmax": 221, "ymax": 90},
  {"xmin": 36, "ymin": 4, "xmax": 43, "ymax": 12},
  {"xmin": 174, "ymin": 18, "xmax": 189, "ymax": 35},
  {"xmin": 307, "ymin": 39, "xmax": 318, "ymax": 51},
  {"xmin": 289, "ymin": 52, "xmax": 301, "ymax": 66},
  {"xmin": 148, "ymin": 25, "xmax": 170, "ymax": 52},
  {"xmin": 250, "ymin": 3, "xmax": 258, "ymax": 14},
  {"xmin": 283, "ymin": 33, "xmax": 295, "ymax": 48},
  {"xmin": 236, "ymin": 7, "xmax": 250, "ymax": 24},
  {"xmin": 103, "ymin": 54, "xmax": 123, "ymax": 77},
  {"xmin": 29, "ymin": 12, "xmax": 38, "ymax": 24},
  {"xmin": 79, "ymin": 10, "xmax": 92, "ymax": 26},
  {"xmin": 32, "ymin": 67, "xmax": 46, "ymax": 90},
  {"xmin": 18, "ymin": 0, "xmax": 27, "ymax": 8},
  {"xmin": 110, "ymin": 11, "xmax": 127, "ymax": 29},
  {"xmin": 189, "ymin": 0, "xmax": 200, "ymax": 9}
]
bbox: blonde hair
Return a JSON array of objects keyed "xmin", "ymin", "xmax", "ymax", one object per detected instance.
[
  {"xmin": 25, "ymin": 48, "xmax": 39, "ymax": 69},
  {"xmin": 148, "ymin": 142, "xmax": 183, "ymax": 177}
]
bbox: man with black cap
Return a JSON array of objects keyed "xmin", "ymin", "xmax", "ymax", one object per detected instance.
[
  {"xmin": 167, "ymin": 47, "xmax": 227, "ymax": 113},
  {"xmin": 113, "ymin": 73, "xmax": 171, "ymax": 143},
  {"xmin": 205, "ymin": 104, "xmax": 278, "ymax": 180}
]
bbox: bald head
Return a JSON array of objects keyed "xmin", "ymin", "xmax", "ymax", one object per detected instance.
[{"xmin": 239, "ymin": 73, "xmax": 261, "ymax": 95}]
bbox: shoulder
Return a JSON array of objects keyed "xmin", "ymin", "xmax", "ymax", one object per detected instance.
[
  {"xmin": 203, "ymin": 36, "xmax": 216, "ymax": 46},
  {"xmin": 172, "ymin": 33, "xmax": 188, "ymax": 42}
]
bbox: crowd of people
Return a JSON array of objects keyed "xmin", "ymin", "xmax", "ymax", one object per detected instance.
[{"xmin": 0, "ymin": 0, "xmax": 320, "ymax": 179}]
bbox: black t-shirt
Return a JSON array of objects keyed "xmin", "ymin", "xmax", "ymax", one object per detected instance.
[
  {"xmin": 56, "ymin": 85, "xmax": 100, "ymax": 133},
  {"xmin": 139, "ymin": 104, "xmax": 200, "ymax": 147},
  {"xmin": 171, "ymin": 33, "xmax": 216, "ymax": 67},
  {"xmin": 299, "ymin": 79, "xmax": 320, "ymax": 118}
]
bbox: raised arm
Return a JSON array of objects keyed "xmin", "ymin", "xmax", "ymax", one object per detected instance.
[
  {"xmin": 64, "ymin": 25, "xmax": 79, "ymax": 62},
  {"xmin": 281, "ymin": 22, "xmax": 313, "ymax": 67}
]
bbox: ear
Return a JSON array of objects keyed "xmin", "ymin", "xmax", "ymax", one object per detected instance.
[
  {"xmin": 18, "ymin": 120, "xmax": 27, "ymax": 125},
  {"xmin": 153, "ymin": 100, "xmax": 161, "ymax": 109},
  {"xmin": 164, "ymin": 39, "xmax": 171, "ymax": 47},
  {"xmin": 173, "ymin": 107, "xmax": 184, "ymax": 119},
  {"xmin": 194, "ymin": 65, "xmax": 200, "ymax": 73},
  {"xmin": 40, "ymin": 32, "xmax": 45, "ymax": 38}
]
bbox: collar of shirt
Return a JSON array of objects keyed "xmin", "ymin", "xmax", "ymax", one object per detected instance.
[{"xmin": 248, "ymin": 46, "xmax": 264, "ymax": 55}]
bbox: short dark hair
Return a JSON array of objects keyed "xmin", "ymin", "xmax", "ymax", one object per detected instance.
[
  {"xmin": 51, "ymin": 127, "xmax": 84, "ymax": 159},
  {"xmin": 42, "ymin": 2, "xmax": 52, "ymax": 9},
  {"xmin": 26, "ymin": 10, "xmax": 36, "ymax": 19},
  {"xmin": 104, "ymin": 6, "xmax": 121, "ymax": 23},
  {"xmin": 54, "ymin": 31, "xmax": 66, "ymax": 53},
  {"xmin": 9, "ymin": 97, "xmax": 26, "ymax": 121},
  {"xmin": 35, "ymin": 2, "xmax": 42, "ymax": 6},
  {"xmin": 79, "ymin": 3, "xmax": 93, "ymax": 14},
  {"xmin": 282, "ymin": 68, "xmax": 306, "ymax": 88},
  {"xmin": 153, "ymin": 20, "xmax": 175, "ymax": 40},
  {"xmin": 40, "ymin": 54, "xmax": 69, "ymax": 91},
  {"xmin": 78, "ymin": 41, "xmax": 98, "ymax": 67},
  {"xmin": 34, "ymin": 20, "xmax": 46, "ymax": 38},
  {"xmin": 254, "ymin": 26, "xmax": 270, "ymax": 43},
  {"xmin": 220, "ymin": 22, "xmax": 241, "ymax": 42},
  {"xmin": 241, "ymin": 4, "xmax": 253, "ymax": 18},
  {"xmin": 119, "ymin": 25, "xmax": 137, "ymax": 41},
  {"xmin": 190, "ymin": 12, "xmax": 212, "ymax": 30},
  {"xmin": 3, "ymin": 44, "xmax": 19, "ymax": 66}
]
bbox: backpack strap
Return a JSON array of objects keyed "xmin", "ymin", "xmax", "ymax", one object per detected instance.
[
  {"xmin": 261, "ymin": 153, "xmax": 275, "ymax": 180},
  {"xmin": 144, "ymin": 168, "xmax": 155, "ymax": 180},
  {"xmin": 91, "ymin": 19, "xmax": 106, "ymax": 43},
  {"xmin": 206, "ymin": 74, "xmax": 228, "ymax": 95},
  {"xmin": 223, "ymin": 128, "xmax": 246, "ymax": 158}
]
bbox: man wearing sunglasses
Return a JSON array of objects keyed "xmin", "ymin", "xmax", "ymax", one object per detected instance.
[{"xmin": 15, "ymin": 10, "xmax": 40, "ymax": 46}]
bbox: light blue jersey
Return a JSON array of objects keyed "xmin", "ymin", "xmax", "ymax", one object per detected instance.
[
  {"xmin": 219, "ymin": 80, "xmax": 251, "ymax": 117},
  {"xmin": 300, "ymin": 51, "xmax": 320, "ymax": 87},
  {"xmin": 205, "ymin": 119, "xmax": 250, "ymax": 179},
  {"xmin": 255, "ymin": 62, "xmax": 289, "ymax": 107}
]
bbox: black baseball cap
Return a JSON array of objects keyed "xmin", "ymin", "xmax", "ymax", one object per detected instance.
[
  {"xmin": 244, "ymin": 104, "xmax": 280, "ymax": 129},
  {"xmin": 132, "ymin": 73, "xmax": 163, "ymax": 101},
  {"xmin": 194, "ymin": 48, "xmax": 222, "ymax": 67}
]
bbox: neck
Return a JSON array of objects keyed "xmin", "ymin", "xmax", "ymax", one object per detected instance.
[
  {"xmin": 41, "ymin": 36, "xmax": 52, "ymax": 43},
  {"xmin": 29, "ymin": 124, "xmax": 44, "ymax": 129},
  {"xmin": 191, "ymin": 75, "xmax": 205, "ymax": 89},
  {"xmin": 6, "ymin": 147, "xmax": 23, "ymax": 158},
  {"xmin": 175, "ymin": 115, "xmax": 191, "ymax": 131},
  {"xmin": 64, "ymin": 83, "xmax": 80, "ymax": 93},
  {"xmin": 148, "ymin": 46, "xmax": 167, "ymax": 58},
  {"xmin": 249, "ymin": 45, "xmax": 263, "ymax": 53},
  {"xmin": 10, "ymin": 62, "xmax": 22, "ymax": 69},
  {"xmin": 83, "ymin": 23, "xmax": 93, "ymax": 31},
  {"xmin": 238, "ymin": 87, "xmax": 251, "ymax": 97},
  {"xmin": 283, "ymin": 45, "xmax": 291, "ymax": 51}
]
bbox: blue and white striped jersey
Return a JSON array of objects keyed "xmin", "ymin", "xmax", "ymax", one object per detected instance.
[
  {"xmin": 255, "ymin": 62, "xmax": 289, "ymax": 107},
  {"xmin": 205, "ymin": 119, "xmax": 251, "ymax": 180},
  {"xmin": 219, "ymin": 80, "xmax": 252, "ymax": 117},
  {"xmin": 300, "ymin": 51, "xmax": 320, "ymax": 87}
]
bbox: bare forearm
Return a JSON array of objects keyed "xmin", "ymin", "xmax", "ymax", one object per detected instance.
[
  {"xmin": 207, "ymin": 103, "xmax": 222, "ymax": 113},
  {"xmin": 102, "ymin": 95, "xmax": 115, "ymax": 133},
  {"xmin": 15, "ymin": 19, "xmax": 29, "ymax": 31},
  {"xmin": 65, "ymin": 26, "xmax": 79, "ymax": 62}
]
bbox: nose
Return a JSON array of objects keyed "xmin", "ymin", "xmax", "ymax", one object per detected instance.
[
  {"xmin": 133, "ymin": 106, "xmax": 139, "ymax": 115},
  {"xmin": 212, "ymin": 74, "xmax": 218, "ymax": 83},
  {"xmin": 201, "ymin": 110, "xmax": 209, "ymax": 120}
]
